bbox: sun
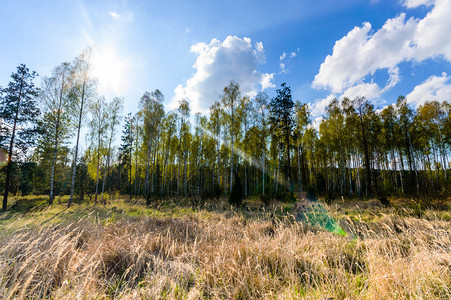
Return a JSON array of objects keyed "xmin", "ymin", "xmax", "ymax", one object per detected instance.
[{"xmin": 91, "ymin": 47, "xmax": 128, "ymax": 97}]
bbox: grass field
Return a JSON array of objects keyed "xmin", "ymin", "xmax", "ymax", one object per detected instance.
[{"xmin": 0, "ymin": 196, "xmax": 450, "ymax": 299}]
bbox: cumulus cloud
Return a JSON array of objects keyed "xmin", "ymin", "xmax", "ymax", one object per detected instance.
[
  {"xmin": 308, "ymin": 82, "xmax": 388, "ymax": 121},
  {"xmin": 313, "ymin": 14, "xmax": 416, "ymax": 93},
  {"xmin": 172, "ymin": 36, "xmax": 274, "ymax": 114},
  {"xmin": 412, "ymin": 0, "xmax": 451, "ymax": 62},
  {"xmin": 342, "ymin": 82, "xmax": 382, "ymax": 100},
  {"xmin": 261, "ymin": 73, "xmax": 275, "ymax": 90},
  {"xmin": 290, "ymin": 51, "xmax": 297, "ymax": 58},
  {"xmin": 406, "ymin": 72, "xmax": 451, "ymax": 107},
  {"xmin": 313, "ymin": 0, "xmax": 451, "ymax": 95}
]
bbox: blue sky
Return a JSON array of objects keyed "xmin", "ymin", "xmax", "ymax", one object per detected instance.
[{"xmin": 1, "ymin": 0, "xmax": 450, "ymax": 123}]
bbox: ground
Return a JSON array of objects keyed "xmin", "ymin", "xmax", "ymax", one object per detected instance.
[{"xmin": 0, "ymin": 196, "xmax": 450, "ymax": 299}]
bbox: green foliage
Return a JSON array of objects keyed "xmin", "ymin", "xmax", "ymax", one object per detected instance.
[
  {"xmin": 0, "ymin": 64, "xmax": 40, "ymax": 153},
  {"xmin": 269, "ymin": 83, "xmax": 294, "ymax": 186},
  {"xmin": 1, "ymin": 56, "xmax": 449, "ymax": 206},
  {"xmin": 1, "ymin": 64, "xmax": 40, "ymax": 211},
  {"xmin": 10, "ymin": 195, "xmax": 49, "ymax": 212}
]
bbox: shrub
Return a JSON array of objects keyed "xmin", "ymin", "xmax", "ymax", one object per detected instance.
[
  {"xmin": 228, "ymin": 172, "xmax": 243, "ymax": 207},
  {"xmin": 260, "ymin": 193, "xmax": 270, "ymax": 206}
]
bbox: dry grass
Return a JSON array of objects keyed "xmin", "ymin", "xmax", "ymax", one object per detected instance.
[{"xmin": 0, "ymin": 199, "xmax": 450, "ymax": 299}]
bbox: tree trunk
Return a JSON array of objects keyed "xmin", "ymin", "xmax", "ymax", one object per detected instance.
[
  {"xmin": 94, "ymin": 120, "xmax": 102, "ymax": 204},
  {"xmin": 145, "ymin": 140, "xmax": 152, "ymax": 198},
  {"xmin": 94, "ymin": 150, "xmax": 101, "ymax": 204},
  {"xmin": 348, "ymin": 154, "xmax": 352, "ymax": 197},
  {"xmin": 2, "ymin": 81, "xmax": 23, "ymax": 211},
  {"xmin": 359, "ymin": 116, "xmax": 372, "ymax": 197},
  {"xmin": 101, "ymin": 127, "xmax": 114, "ymax": 205},
  {"xmin": 262, "ymin": 158, "xmax": 265, "ymax": 195},
  {"xmin": 407, "ymin": 131, "xmax": 420, "ymax": 194},
  {"xmin": 297, "ymin": 139, "xmax": 302, "ymax": 193},
  {"xmin": 217, "ymin": 138, "xmax": 220, "ymax": 189},
  {"xmin": 244, "ymin": 154, "xmax": 247, "ymax": 198},
  {"xmin": 69, "ymin": 80, "xmax": 87, "ymax": 208},
  {"xmin": 49, "ymin": 116, "xmax": 60, "ymax": 205},
  {"xmin": 397, "ymin": 148, "xmax": 405, "ymax": 194},
  {"xmin": 129, "ymin": 133, "xmax": 133, "ymax": 201},
  {"xmin": 230, "ymin": 137, "xmax": 234, "ymax": 194},
  {"xmin": 286, "ymin": 126, "xmax": 292, "ymax": 191}
]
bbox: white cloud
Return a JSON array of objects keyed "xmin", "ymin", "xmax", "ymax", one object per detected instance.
[
  {"xmin": 342, "ymin": 82, "xmax": 382, "ymax": 100},
  {"xmin": 280, "ymin": 52, "xmax": 287, "ymax": 60},
  {"xmin": 384, "ymin": 67, "xmax": 401, "ymax": 91},
  {"xmin": 261, "ymin": 73, "xmax": 276, "ymax": 89},
  {"xmin": 406, "ymin": 72, "xmax": 451, "ymax": 107},
  {"xmin": 313, "ymin": 0, "xmax": 451, "ymax": 94},
  {"xmin": 108, "ymin": 11, "xmax": 120, "ymax": 19},
  {"xmin": 308, "ymin": 94, "xmax": 336, "ymax": 117},
  {"xmin": 279, "ymin": 63, "xmax": 286, "ymax": 73},
  {"xmin": 313, "ymin": 14, "xmax": 417, "ymax": 93},
  {"xmin": 403, "ymin": 0, "xmax": 434, "ymax": 8},
  {"xmin": 308, "ymin": 116, "xmax": 324, "ymax": 131},
  {"xmin": 279, "ymin": 49, "xmax": 298, "ymax": 73},
  {"xmin": 413, "ymin": 0, "xmax": 451, "ymax": 62},
  {"xmin": 172, "ymin": 36, "xmax": 274, "ymax": 114}
]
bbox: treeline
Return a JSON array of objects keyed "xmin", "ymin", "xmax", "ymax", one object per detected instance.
[{"xmin": 1, "ymin": 50, "xmax": 450, "ymax": 210}]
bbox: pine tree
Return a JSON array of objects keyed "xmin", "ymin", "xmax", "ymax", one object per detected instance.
[
  {"xmin": 269, "ymin": 83, "xmax": 294, "ymax": 191},
  {"xmin": 119, "ymin": 113, "xmax": 134, "ymax": 199},
  {"xmin": 1, "ymin": 64, "xmax": 40, "ymax": 211}
]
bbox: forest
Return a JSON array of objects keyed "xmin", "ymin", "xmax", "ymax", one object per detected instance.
[
  {"xmin": 1, "ymin": 49, "xmax": 449, "ymax": 210},
  {"xmin": 1, "ymin": 49, "xmax": 451, "ymax": 299}
]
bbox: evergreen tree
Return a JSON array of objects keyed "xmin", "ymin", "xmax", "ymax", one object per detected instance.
[
  {"xmin": 269, "ymin": 83, "xmax": 294, "ymax": 191},
  {"xmin": 229, "ymin": 172, "xmax": 243, "ymax": 207},
  {"xmin": 1, "ymin": 64, "xmax": 40, "ymax": 211},
  {"xmin": 119, "ymin": 113, "xmax": 134, "ymax": 199}
]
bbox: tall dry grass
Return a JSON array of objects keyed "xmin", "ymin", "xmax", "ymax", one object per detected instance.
[{"xmin": 0, "ymin": 205, "xmax": 450, "ymax": 299}]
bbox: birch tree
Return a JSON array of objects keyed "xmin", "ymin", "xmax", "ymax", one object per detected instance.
[
  {"xmin": 40, "ymin": 62, "xmax": 73, "ymax": 205},
  {"xmin": 99, "ymin": 97, "xmax": 123, "ymax": 204},
  {"xmin": 221, "ymin": 81, "xmax": 241, "ymax": 193},
  {"xmin": 68, "ymin": 48, "xmax": 96, "ymax": 207}
]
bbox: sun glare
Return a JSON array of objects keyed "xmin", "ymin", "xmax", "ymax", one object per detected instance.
[{"xmin": 91, "ymin": 47, "xmax": 128, "ymax": 97}]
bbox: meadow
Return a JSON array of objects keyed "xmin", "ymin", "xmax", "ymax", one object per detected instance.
[{"xmin": 0, "ymin": 196, "xmax": 450, "ymax": 299}]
